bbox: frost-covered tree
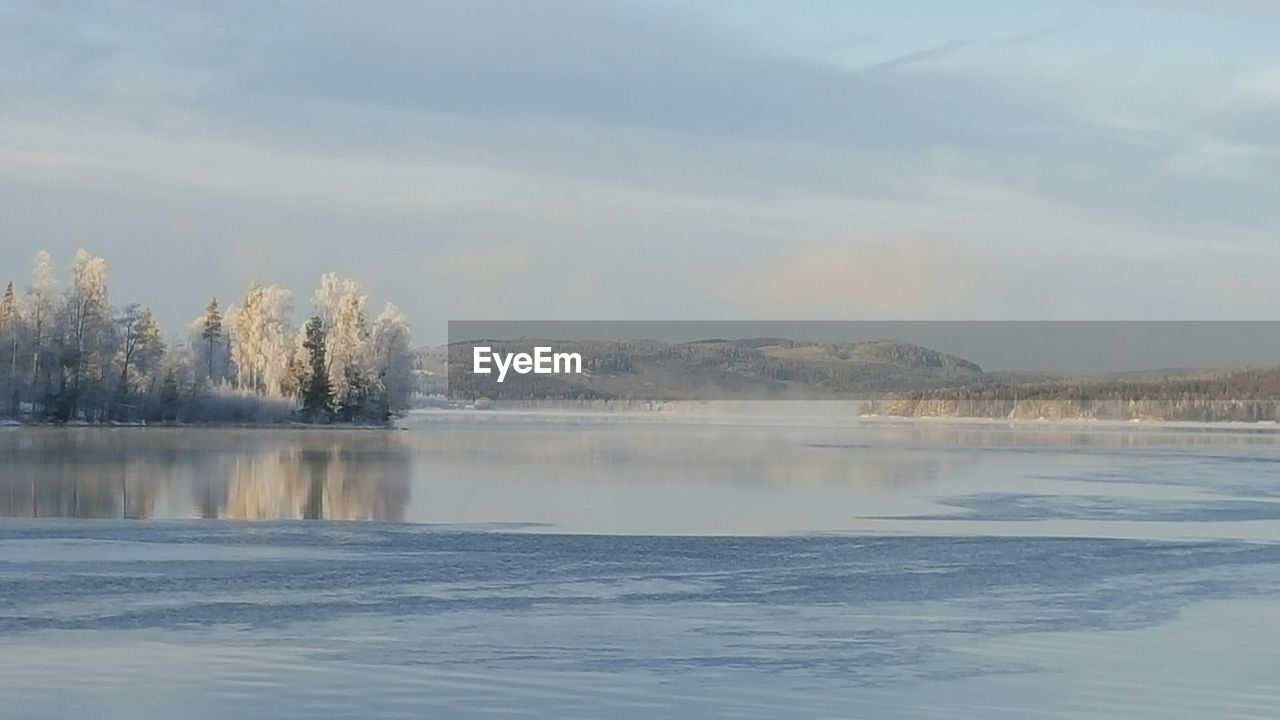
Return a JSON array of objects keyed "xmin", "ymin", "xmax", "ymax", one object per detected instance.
[
  {"xmin": 135, "ymin": 310, "xmax": 165, "ymax": 391},
  {"xmin": 0, "ymin": 282, "xmax": 21, "ymax": 412},
  {"xmin": 25, "ymin": 251, "xmax": 58, "ymax": 403},
  {"xmin": 371, "ymin": 302, "xmax": 414, "ymax": 416},
  {"xmin": 311, "ymin": 274, "xmax": 374, "ymax": 420},
  {"xmin": 114, "ymin": 305, "xmax": 165, "ymax": 419},
  {"xmin": 312, "ymin": 273, "xmax": 347, "ymax": 329},
  {"xmin": 332, "ymin": 291, "xmax": 372, "ymax": 419},
  {"xmin": 1, "ymin": 249, "xmax": 413, "ymax": 425},
  {"xmin": 225, "ymin": 284, "xmax": 293, "ymax": 397},
  {"xmin": 63, "ymin": 250, "xmax": 110, "ymax": 420},
  {"xmin": 153, "ymin": 345, "xmax": 197, "ymax": 422},
  {"xmin": 115, "ymin": 304, "xmax": 146, "ymax": 415}
]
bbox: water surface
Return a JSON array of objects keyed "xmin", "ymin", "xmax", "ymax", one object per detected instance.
[{"xmin": 2, "ymin": 409, "xmax": 1280, "ymax": 718}]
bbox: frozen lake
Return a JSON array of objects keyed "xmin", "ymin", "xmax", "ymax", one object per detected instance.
[{"xmin": 3, "ymin": 409, "xmax": 1280, "ymax": 718}]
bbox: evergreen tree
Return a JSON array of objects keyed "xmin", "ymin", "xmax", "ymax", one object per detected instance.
[
  {"xmin": 201, "ymin": 297, "xmax": 223, "ymax": 381},
  {"xmin": 337, "ymin": 363, "xmax": 367, "ymax": 422},
  {"xmin": 301, "ymin": 315, "xmax": 332, "ymax": 420},
  {"xmin": 159, "ymin": 368, "xmax": 181, "ymax": 422}
]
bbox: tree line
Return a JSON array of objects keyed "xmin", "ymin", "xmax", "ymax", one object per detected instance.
[
  {"xmin": 863, "ymin": 369, "xmax": 1280, "ymax": 422},
  {"xmin": 0, "ymin": 250, "xmax": 414, "ymax": 424}
]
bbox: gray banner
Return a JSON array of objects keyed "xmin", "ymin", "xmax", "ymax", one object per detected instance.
[{"xmin": 445, "ymin": 321, "xmax": 1280, "ymax": 420}]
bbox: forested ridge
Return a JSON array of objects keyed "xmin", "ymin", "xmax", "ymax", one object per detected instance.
[
  {"xmin": 0, "ymin": 250, "xmax": 414, "ymax": 425},
  {"xmin": 865, "ymin": 369, "xmax": 1280, "ymax": 422}
]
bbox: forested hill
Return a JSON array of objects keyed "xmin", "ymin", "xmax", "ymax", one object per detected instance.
[{"xmin": 443, "ymin": 337, "xmax": 988, "ymax": 400}]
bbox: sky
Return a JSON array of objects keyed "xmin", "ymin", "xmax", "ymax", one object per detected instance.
[{"xmin": 3, "ymin": 0, "xmax": 1280, "ymax": 342}]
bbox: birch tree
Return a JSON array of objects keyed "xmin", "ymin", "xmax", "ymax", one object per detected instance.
[
  {"xmin": 226, "ymin": 284, "xmax": 293, "ymax": 396},
  {"xmin": 311, "ymin": 274, "xmax": 373, "ymax": 419},
  {"xmin": 372, "ymin": 302, "xmax": 413, "ymax": 416},
  {"xmin": 64, "ymin": 250, "xmax": 110, "ymax": 420},
  {"xmin": 26, "ymin": 251, "xmax": 58, "ymax": 404},
  {"xmin": 114, "ymin": 305, "xmax": 165, "ymax": 419}
]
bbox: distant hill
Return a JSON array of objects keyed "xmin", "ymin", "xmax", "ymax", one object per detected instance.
[
  {"xmin": 443, "ymin": 338, "xmax": 987, "ymax": 401},
  {"xmin": 427, "ymin": 337, "xmax": 1280, "ymax": 420}
]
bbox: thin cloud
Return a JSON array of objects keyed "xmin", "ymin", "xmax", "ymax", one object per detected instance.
[
  {"xmin": 1, "ymin": 0, "xmax": 1279, "ymax": 339},
  {"xmin": 858, "ymin": 40, "xmax": 970, "ymax": 73}
]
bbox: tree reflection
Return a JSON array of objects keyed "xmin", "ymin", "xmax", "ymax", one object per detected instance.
[{"xmin": 0, "ymin": 430, "xmax": 412, "ymax": 521}]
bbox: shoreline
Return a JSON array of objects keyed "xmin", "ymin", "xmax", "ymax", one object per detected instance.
[
  {"xmin": 415, "ymin": 406, "xmax": 1280, "ymax": 433},
  {"xmin": 0, "ymin": 418, "xmax": 400, "ymax": 431},
  {"xmin": 855, "ymin": 413, "xmax": 1280, "ymax": 432},
  {"xmin": 9, "ymin": 407, "xmax": 1280, "ymax": 433}
]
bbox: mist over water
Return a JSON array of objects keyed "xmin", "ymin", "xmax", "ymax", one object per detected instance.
[
  {"xmin": 6, "ymin": 408, "xmax": 1280, "ymax": 537},
  {"xmin": 3, "ymin": 408, "xmax": 1280, "ymax": 717}
]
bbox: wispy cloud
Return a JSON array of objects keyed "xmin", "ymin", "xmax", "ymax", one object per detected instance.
[
  {"xmin": 1, "ymin": 0, "xmax": 1279, "ymax": 337},
  {"xmin": 857, "ymin": 40, "xmax": 970, "ymax": 72}
]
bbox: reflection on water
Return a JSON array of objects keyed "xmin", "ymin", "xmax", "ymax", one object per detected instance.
[
  {"xmin": 0, "ymin": 430, "xmax": 411, "ymax": 521},
  {"xmin": 3, "ymin": 410, "xmax": 1280, "ymax": 535},
  {"xmin": 5, "ymin": 410, "xmax": 1280, "ymax": 719}
]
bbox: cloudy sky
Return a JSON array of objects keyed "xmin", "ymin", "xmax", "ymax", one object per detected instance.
[{"xmin": 3, "ymin": 0, "xmax": 1279, "ymax": 340}]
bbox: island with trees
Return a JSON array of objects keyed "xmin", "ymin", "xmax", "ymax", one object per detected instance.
[{"xmin": 0, "ymin": 250, "xmax": 414, "ymax": 425}]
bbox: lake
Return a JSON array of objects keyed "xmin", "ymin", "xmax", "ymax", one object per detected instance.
[{"xmin": 2, "ymin": 407, "xmax": 1280, "ymax": 718}]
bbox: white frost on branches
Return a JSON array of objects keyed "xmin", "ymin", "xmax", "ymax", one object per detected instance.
[
  {"xmin": 226, "ymin": 284, "xmax": 294, "ymax": 397},
  {"xmin": 373, "ymin": 302, "xmax": 413, "ymax": 414},
  {"xmin": 2, "ymin": 250, "xmax": 416, "ymax": 423}
]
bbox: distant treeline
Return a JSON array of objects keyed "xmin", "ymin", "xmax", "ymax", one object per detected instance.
[
  {"xmin": 864, "ymin": 369, "xmax": 1280, "ymax": 422},
  {"xmin": 0, "ymin": 250, "xmax": 415, "ymax": 424}
]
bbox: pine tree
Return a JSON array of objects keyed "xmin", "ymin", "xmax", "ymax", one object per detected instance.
[
  {"xmin": 301, "ymin": 315, "xmax": 332, "ymax": 420},
  {"xmin": 137, "ymin": 310, "xmax": 165, "ymax": 377},
  {"xmin": 201, "ymin": 297, "xmax": 223, "ymax": 381},
  {"xmin": 159, "ymin": 368, "xmax": 181, "ymax": 422}
]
